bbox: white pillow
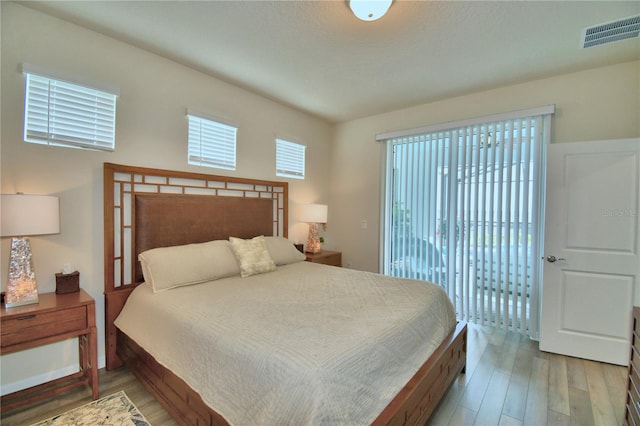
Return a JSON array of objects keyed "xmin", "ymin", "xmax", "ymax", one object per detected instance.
[
  {"xmin": 264, "ymin": 236, "xmax": 306, "ymax": 265},
  {"xmin": 139, "ymin": 240, "xmax": 240, "ymax": 293},
  {"xmin": 229, "ymin": 236, "xmax": 276, "ymax": 277}
]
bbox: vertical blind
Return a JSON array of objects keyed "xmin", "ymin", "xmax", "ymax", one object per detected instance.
[
  {"xmin": 276, "ymin": 139, "xmax": 306, "ymax": 179},
  {"xmin": 187, "ymin": 114, "xmax": 237, "ymax": 170},
  {"xmin": 24, "ymin": 73, "xmax": 117, "ymax": 151},
  {"xmin": 380, "ymin": 107, "xmax": 553, "ymax": 337}
]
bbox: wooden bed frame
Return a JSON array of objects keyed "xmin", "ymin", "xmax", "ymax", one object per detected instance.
[{"xmin": 103, "ymin": 162, "xmax": 467, "ymax": 425}]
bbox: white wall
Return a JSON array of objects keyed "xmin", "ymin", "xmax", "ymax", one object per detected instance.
[
  {"xmin": 0, "ymin": 2, "xmax": 333, "ymax": 393},
  {"xmin": 330, "ymin": 61, "xmax": 640, "ymax": 273}
]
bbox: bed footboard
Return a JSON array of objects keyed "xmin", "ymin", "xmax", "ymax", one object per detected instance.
[
  {"xmin": 118, "ymin": 321, "xmax": 467, "ymax": 426},
  {"xmin": 117, "ymin": 330, "xmax": 228, "ymax": 425},
  {"xmin": 373, "ymin": 321, "xmax": 467, "ymax": 425}
]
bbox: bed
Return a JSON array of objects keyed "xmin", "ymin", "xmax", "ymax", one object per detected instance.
[{"xmin": 103, "ymin": 162, "xmax": 467, "ymax": 425}]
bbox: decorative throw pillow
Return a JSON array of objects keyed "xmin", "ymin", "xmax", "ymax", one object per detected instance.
[
  {"xmin": 229, "ymin": 236, "xmax": 277, "ymax": 277},
  {"xmin": 139, "ymin": 240, "xmax": 240, "ymax": 293},
  {"xmin": 264, "ymin": 236, "xmax": 306, "ymax": 265}
]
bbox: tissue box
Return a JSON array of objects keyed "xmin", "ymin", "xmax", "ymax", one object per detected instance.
[{"xmin": 55, "ymin": 271, "xmax": 80, "ymax": 294}]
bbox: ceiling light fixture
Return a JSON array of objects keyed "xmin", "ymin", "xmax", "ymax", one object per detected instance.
[{"xmin": 349, "ymin": 0, "xmax": 393, "ymax": 22}]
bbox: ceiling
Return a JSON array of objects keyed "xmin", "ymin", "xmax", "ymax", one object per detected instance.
[{"xmin": 18, "ymin": 1, "xmax": 640, "ymax": 123}]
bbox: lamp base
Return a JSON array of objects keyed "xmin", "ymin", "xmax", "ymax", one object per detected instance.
[
  {"xmin": 5, "ymin": 297, "xmax": 39, "ymax": 309},
  {"xmin": 4, "ymin": 237, "xmax": 39, "ymax": 309},
  {"xmin": 305, "ymin": 223, "xmax": 322, "ymax": 253}
]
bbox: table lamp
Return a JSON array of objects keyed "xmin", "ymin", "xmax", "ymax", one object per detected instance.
[
  {"xmin": 299, "ymin": 204, "xmax": 327, "ymax": 254},
  {"xmin": 1, "ymin": 194, "xmax": 60, "ymax": 308}
]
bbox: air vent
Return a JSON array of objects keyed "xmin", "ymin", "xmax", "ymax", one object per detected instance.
[{"xmin": 581, "ymin": 14, "xmax": 640, "ymax": 48}]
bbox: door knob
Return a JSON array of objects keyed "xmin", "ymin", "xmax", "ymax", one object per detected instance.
[{"xmin": 545, "ymin": 255, "xmax": 566, "ymax": 263}]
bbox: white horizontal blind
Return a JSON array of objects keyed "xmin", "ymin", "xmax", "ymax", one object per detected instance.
[
  {"xmin": 276, "ymin": 139, "xmax": 305, "ymax": 179},
  {"xmin": 382, "ymin": 111, "xmax": 551, "ymax": 337},
  {"xmin": 24, "ymin": 73, "xmax": 117, "ymax": 151},
  {"xmin": 188, "ymin": 114, "xmax": 237, "ymax": 170}
]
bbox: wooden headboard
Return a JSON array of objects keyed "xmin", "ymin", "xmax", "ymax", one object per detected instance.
[{"xmin": 103, "ymin": 162, "xmax": 288, "ymax": 369}]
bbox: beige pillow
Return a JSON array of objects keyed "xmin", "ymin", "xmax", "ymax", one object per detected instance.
[
  {"xmin": 229, "ymin": 236, "xmax": 276, "ymax": 277},
  {"xmin": 264, "ymin": 236, "xmax": 306, "ymax": 265},
  {"xmin": 139, "ymin": 240, "xmax": 240, "ymax": 293}
]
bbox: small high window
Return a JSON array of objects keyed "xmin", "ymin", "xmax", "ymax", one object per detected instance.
[
  {"xmin": 23, "ymin": 68, "xmax": 117, "ymax": 151},
  {"xmin": 276, "ymin": 139, "xmax": 305, "ymax": 179},
  {"xmin": 187, "ymin": 113, "xmax": 237, "ymax": 170}
]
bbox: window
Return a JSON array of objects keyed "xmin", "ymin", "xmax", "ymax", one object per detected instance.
[
  {"xmin": 187, "ymin": 113, "xmax": 237, "ymax": 170},
  {"xmin": 23, "ymin": 70, "xmax": 117, "ymax": 151},
  {"xmin": 276, "ymin": 139, "xmax": 305, "ymax": 179},
  {"xmin": 378, "ymin": 106, "xmax": 554, "ymax": 337}
]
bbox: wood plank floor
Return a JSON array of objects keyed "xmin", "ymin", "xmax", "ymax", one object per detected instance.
[
  {"xmin": 427, "ymin": 323, "xmax": 628, "ymax": 426},
  {"xmin": 1, "ymin": 323, "xmax": 628, "ymax": 426}
]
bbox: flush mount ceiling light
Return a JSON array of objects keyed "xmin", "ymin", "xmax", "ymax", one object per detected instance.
[{"xmin": 349, "ymin": 0, "xmax": 393, "ymax": 22}]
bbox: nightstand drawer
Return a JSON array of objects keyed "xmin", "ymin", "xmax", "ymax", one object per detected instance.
[
  {"xmin": 312, "ymin": 253, "xmax": 341, "ymax": 266},
  {"xmin": 1, "ymin": 306, "xmax": 87, "ymax": 348},
  {"xmin": 305, "ymin": 250, "xmax": 342, "ymax": 267}
]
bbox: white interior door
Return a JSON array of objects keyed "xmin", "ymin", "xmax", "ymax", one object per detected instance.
[{"xmin": 539, "ymin": 138, "xmax": 640, "ymax": 365}]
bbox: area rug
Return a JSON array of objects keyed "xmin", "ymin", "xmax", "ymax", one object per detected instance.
[{"xmin": 31, "ymin": 390, "xmax": 150, "ymax": 426}]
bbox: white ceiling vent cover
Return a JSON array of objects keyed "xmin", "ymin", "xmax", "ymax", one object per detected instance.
[{"xmin": 581, "ymin": 14, "xmax": 640, "ymax": 48}]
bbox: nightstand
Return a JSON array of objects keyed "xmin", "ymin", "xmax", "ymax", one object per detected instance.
[
  {"xmin": 1, "ymin": 289, "xmax": 98, "ymax": 412},
  {"xmin": 305, "ymin": 250, "xmax": 342, "ymax": 267}
]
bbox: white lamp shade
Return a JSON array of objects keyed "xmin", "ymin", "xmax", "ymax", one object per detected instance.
[
  {"xmin": 299, "ymin": 204, "xmax": 328, "ymax": 224},
  {"xmin": 1, "ymin": 194, "xmax": 60, "ymax": 237},
  {"xmin": 349, "ymin": 0, "xmax": 393, "ymax": 21}
]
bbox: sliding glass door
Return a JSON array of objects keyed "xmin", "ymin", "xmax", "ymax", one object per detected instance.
[{"xmin": 381, "ymin": 110, "xmax": 552, "ymax": 337}]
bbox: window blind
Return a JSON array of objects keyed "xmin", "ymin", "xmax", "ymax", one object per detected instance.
[
  {"xmin": 24, "ymin": 73, "xmax": 117, "ymax": 151},
  {"xmin": 381, "ymin": 108, "xmax": 552, "ymax": 337},
  {"xmin": 276, "ymin": 139, "xmax": 305, "ymax": 179},
  {"xmin": 187, "ymin": 114, "xmax": 237, "ymax": 170}
]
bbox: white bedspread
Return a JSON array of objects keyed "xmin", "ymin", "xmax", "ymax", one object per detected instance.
[{"xmin": 115, "ymin": 261, "xmax": 456, "ymax": 425}]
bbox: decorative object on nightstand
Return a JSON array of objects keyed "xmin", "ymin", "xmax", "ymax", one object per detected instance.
[
  {"xmin": 1, "ymin": 193, "xmax": 60, "ymax": 308},
  {"xmin": 299, "ymin": 204, "xmax": 327, "ymax": 254},
  {"xmin": 56, "ymin": 266, "xmax": 80, "ymax": 294}
]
